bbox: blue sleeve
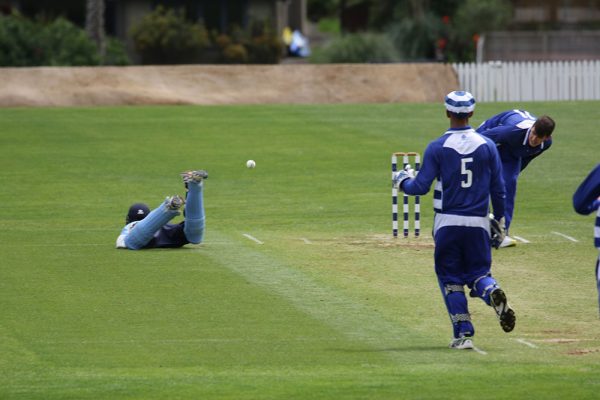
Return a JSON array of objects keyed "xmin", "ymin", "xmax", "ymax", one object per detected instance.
[
  {"xmin": 401, "ymin": 142, "xmax": 439, "ymax": 196},
  {"xmin": 573, "ymin": 164, "xmax": 600, "ymax": 215},
  {"xmin": 521, "ymin": 138, "xmax": 552, "ymax": 171},
  {"xmin": 477, "ymin": 125, "xmax": 523, "ymax": 147},
  {"xmin": 488, "ymin": 142, "xmax": 506, "ymax": 220}
]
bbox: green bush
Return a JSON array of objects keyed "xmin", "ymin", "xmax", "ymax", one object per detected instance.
[
  {"xmin": 130, "ymin": 6, "xmax": 210, "ymax": 65},
  {"xmin": 385, "ymin": 12, "xmax": 442, "ymax": 60},
  {"xmin": 244, "ymin": 21, "xmax": 283, "ymax": 64},
  {"xmin": 310, "ymin": 33, "xmax": 399, "ymax": 63},
  {"xmin": 222, "ymin": 43, "xmax": 248, "ymax": 63},
  {"xmin": 446, "ymin": 0, "xmax": 512, "ymax": 62},
  {"xmin": 0, "ymin": 13, "xmax": 129, "ymax": 66},
  {"xmin": 104, "ymin": 38, "xmax": 131, "ymax": 66},
  {"xmin": 0, "ymin": 13, "xmax": 43, "ymax": 66},
  {"xmin": 41, "ymin": 18, "xmax": 99, "ymax": 66},
  {"xmin": 211, "ymin": 21, "xmax": 283, "ymax": 64}
]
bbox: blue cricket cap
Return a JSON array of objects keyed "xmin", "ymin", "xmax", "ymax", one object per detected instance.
[
  {"xmin": 126, "ymin": 203, "xmax": 150, "ymax": 224},
  {"xmin": 445, "ymin": 91, "xmax": 476, "ymax": 114}
]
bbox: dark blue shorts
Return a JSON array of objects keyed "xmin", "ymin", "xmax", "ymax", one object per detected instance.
[{"xmin": 142, "ymin": 222, "xmax": 189, "ymax": 249}]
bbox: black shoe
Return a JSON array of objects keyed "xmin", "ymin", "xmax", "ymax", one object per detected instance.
[{"xmin": 490, "ymin": 288, "xmax": 516, "ymax": 332}]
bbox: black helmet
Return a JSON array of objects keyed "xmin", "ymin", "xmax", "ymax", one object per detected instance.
[{"xmin": 126, "ymin": 203, "xmax": 150, "ymax": 224}]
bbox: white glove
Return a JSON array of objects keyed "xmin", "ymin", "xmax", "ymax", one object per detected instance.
[
  {"xmin": 404, "ymin": 164, "xmax": 416, "ymax": 178},
  {"xmin": 392, "ymin": 165, "xmax": 415, "ymax": 190}
]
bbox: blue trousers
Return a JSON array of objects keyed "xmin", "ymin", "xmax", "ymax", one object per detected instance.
[
  {"xmin": 435, "ymin": 225, "xmax": 500, "ymax": 338},
  {"xmin": 502, "ymin": 160, "xmax": 520, "ymax": 232},
  {"xmin": 596, "ymin": 256, "xmax": 600, "ymax": 318}
]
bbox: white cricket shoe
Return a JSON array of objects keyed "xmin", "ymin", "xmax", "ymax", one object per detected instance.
[
  {"xmin": 499, "ymin": 236, "xmax": 517, "ymax": 248},
  {"xmin": 449, "ymin": 336, "xmax": 474, "ymax": 350}
]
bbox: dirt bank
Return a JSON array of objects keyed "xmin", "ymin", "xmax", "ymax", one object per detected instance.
[{"xmin": 0, "ymin": 64, "xmax": 458, "ymax": 107}]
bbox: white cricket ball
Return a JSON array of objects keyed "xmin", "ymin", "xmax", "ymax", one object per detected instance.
[{"xmin": 246, "ymin": 160, "xmax": 256, "ymax": 169}]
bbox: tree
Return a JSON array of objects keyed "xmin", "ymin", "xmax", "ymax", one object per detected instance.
[{"xmin": 85, "ymin": 0, "xmax": 105, "ymax": 62}]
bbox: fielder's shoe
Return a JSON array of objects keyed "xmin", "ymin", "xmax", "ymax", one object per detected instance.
[
  {"xmin": 180, "ymin": 170, "xmax": 208, "ymax": 186},
  {"xmin": 449, "ymin": 336, "xmax": 474, "ymax": 350},
  {"xmin": 490, "ymin": 288, "xmax": 516, "ymax": 333},
  {"xmin": 165, "ymin": 195, "xmax": 185, "ymax": 211},
  {"xmin": 499, "ymin": 236, "xmax": 517, "ymax": 248}
]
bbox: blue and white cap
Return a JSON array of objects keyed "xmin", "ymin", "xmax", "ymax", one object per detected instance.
[{"xmin": 444, "ymin": 91, "xmax": 476, "ymax": 114}]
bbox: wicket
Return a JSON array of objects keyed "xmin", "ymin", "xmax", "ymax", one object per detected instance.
[{"xmin": 392, "ymin": 152, "xmax": 421, "ymax": 238}]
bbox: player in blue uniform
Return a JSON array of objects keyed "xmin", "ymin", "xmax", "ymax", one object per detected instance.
[
  {"xmin": 393, "ymin": 91, "xmax": 515, "ymax": 350},
  {"xmin": 476, "ymin": 110, "xmax": 555, "ymax": 247},
  {"xmin": 116, "ymin": 170, "xmax": 207, "ymax": 250},
  {"xmin": 572, "ymin": 164, "xmax": 600, "ymax": 317}
]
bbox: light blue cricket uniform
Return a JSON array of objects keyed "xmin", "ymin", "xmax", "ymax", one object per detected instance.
[
  {"xmin": 476, "ymin": 110, "xmax": 552, "ymax": 231},
  {"xmin": 116, "ymin": 182, "xmax": 205, "ymax": 250},
  {"xmin": 572, "ymin": 164, "xmax": 600, "ymax": 316},
  {"xmin": 400, "ymin": 126, "xmax": 506, "ymax": 339}
]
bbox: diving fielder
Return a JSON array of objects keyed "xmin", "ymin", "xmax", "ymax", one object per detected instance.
[
  {"xmin": 393, "ymin": 91, "xmax": 515, "ymax": 350},
  {"xmin": 572, "ymin": 164, "xmax": 600, "ymax": 317},
  {"xmin": 476, "ymin": 110, "xmax": 555, "ymax": 247},
  {"xmin": 116, "ymin": 170, "xmax": 207, "ymax": 250}
]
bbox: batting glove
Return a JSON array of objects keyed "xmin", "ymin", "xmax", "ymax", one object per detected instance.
[
  {"xmin": 392, "ymin": 165, "xmax": 415, "ymax": 190},
  {"xmin": 489, "ymin": 215, "xmax": 506, "ymax": 249}
]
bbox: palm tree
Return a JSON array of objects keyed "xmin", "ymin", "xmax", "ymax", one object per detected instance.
[{"xmin": 86, "ymin": 0, "xmax": 106, "ymax": 62}]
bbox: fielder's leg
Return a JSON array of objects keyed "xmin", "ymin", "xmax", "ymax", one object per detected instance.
[
  {"xmin": 470, "ymin": 274, "xmax": 516, "ymax": 332},
  {"xmin": 502, "ymin": 161, "xmax": 520, "ymax": 232},
  {"xmin": 469, "ymin": 274, "xmax": 499, "ymax": 306},
  {"xmin": 438, "ymin": 279, "xmax": 475, "ymax": 340},
  {"xmin": 596, "ymin": 255, "xmax": 600, "ymax": 319},
  {"xmin": 124, "ymin": 196, "xmax": 183, "ymax": 250},
  {"xmin": 181, "ymin": 170, "xmax": 207, "ymax": 244}
]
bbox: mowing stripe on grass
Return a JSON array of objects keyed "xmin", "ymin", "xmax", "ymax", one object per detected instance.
[
  {"xmin": 514, "ymin": 338, "xmax": 538, "ymax": 348},
  {"xmin": 201, "ymin": 230, "xmax": 433, "ymax": 357},
  {"xmin": 242, "ymin": 233, "xmax": 264, "ymax": 244},
  {"xmin": 551, "ymin": 231, "xmax": 579, "ymax": 242}
]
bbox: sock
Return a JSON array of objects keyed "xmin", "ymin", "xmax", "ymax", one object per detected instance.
[{"xmin": 183, "ymin": 182, "xmax": 205, "ymax": 244}]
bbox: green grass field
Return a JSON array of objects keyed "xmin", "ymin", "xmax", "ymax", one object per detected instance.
[{"xmin": 1, "ymin": 101, "xmax": 599, "ymax": 399}]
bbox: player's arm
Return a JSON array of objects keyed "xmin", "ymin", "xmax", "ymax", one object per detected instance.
[
  {"xmin": 521, "ymin": 138, "xmax": 552, "ymax": 171},
  {"xmin": 477, "ymin": 125, "xmax": 520, "ymax": 147},
  {"xmin": 573, "ymin": 164, "xmax": 600, "ymax": 215},
  {"xmin": 400, "ymin": 144, "xmax": 439, "ymax": 196}
]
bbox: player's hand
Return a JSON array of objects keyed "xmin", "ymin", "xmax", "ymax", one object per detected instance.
[
  {"xmin": 404, "ymin": 164, "xmax": 416, "ymax": 178},
  {"xmin": 489, "ymin": 215, "xmax": 506, "ymax": 249},
  {"xmin": 392, "ymin": 165, "xmax": 414, "ymax": 190}
]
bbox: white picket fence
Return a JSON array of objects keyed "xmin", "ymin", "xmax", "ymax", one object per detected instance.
[{"xmin": 453, "ymin": 60, "xmax": 600, "ymax": 102}]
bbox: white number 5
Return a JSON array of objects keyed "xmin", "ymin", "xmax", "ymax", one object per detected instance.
[{"xmin": 461, "ymin": 158, "xmax": 473, "ymax": 188}]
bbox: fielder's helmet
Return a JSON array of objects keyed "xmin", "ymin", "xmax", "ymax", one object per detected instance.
[{"xmin": 126, "ymin": 203, "xmax": 150, "ymax": 224}]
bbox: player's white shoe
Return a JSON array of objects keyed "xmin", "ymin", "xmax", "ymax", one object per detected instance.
[
  {"xmin": 165, "ymin": 195, "xmax": 185, "ymax": 211},
  {"xmin": 180, "ymin": 170, "xmax": 208, "ymax": 185},
  {"xmin": 449, "ymin": 336, "xmax": 474, "ymax": 350},
  {"xmin": 499, "ymin": 236, "xmax": 517, "ymax": 248},
  {"xmin": 490, "ymin": 288, "xmax": 516, "ymax": 333}
]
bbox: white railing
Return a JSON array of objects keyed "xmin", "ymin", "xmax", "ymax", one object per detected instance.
[{"xmin": 453, "ymin": 60, "xmax": 600, "ymax": 102}]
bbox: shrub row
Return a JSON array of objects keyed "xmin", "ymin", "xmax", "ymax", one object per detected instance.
[
  {"xmin": 0, "ymin": 12, "xmax": 129, "ymax": 67},
  {"xmin": 130, "ymin": 6, "xmax": 283, "ymax": 65}
]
